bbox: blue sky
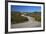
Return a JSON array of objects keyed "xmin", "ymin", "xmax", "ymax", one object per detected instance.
[{"xmin": 11, "ymin": 5, "xmax": 41, "ymax": 12}]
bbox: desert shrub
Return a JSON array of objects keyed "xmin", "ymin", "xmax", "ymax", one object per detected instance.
[
  {"xmin": 31, "ymin": 14, "xmax": 37, "ymax": 17},
  {"xmin": 34, "ymin": 16, "xmax": 41, "ymax": 21},
  {"xmin": 30, "ymin": 14, "xmax": 41, "ymax": 21},
  {"xmin": 11, "ymin": 14, "xmax": 28, "ymax": 24}
]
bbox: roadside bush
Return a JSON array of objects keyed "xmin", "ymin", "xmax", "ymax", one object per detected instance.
[
  {"xmin": 11, "ymin": 15, "xmax": 28, "ymax": 24},
  {"xmin": 34, "ymin": 16, "xmax": 41, "ymax": 21},
  {"xmin": 31, "ymin": 14, "xmax": 37, "ymax": 17},
  {"xmin": 31, "ymin": 14, "xmax": 41, "ymax": 21}
]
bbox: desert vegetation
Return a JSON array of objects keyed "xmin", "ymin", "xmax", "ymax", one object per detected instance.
[
  {"xmin": 11, "ymin": 11, "xmax": 41, "ymax": 24},
  {"xmin": 11, "ymin": 11, "xmax": 28, "ymax": 24},
  {"xmin": 27, "ymin": 12, "xmax": 41, "ymax": 21},
  {"xmin": 31, "ymin": 14, "xmax": 41, "ymax": 21}
]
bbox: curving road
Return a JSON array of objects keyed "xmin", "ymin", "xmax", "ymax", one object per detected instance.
[{"xmin": 11, "ymin": 15, "xmax": 41, "ymax": 28}]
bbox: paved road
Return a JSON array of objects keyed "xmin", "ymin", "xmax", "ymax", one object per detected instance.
[{"xmin": 11, "ymin": 16, "xmax": 41, "ymax": 28}]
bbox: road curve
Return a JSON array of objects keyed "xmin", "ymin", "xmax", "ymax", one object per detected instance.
[{"xmin": 11, "ymin": 16, "xmax": 41, "ymax": 28}]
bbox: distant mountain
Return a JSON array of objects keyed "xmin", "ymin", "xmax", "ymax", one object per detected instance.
[{"xmin": 31, "ymin": 12, "xmax": 41, "ymax": 16}]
